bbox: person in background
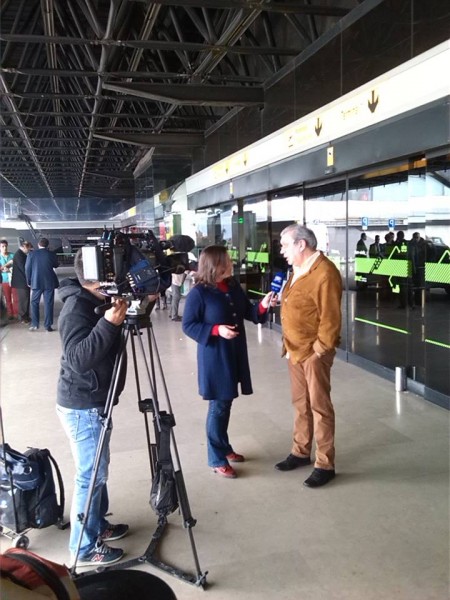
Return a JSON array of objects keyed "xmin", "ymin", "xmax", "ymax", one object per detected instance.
[
  {"xmin": 0, "ymin": 239, "xmax": 17, "ymax": 320},
  {"xmin": 25, "ymin": 237, "xmax": 59, "ymax": 332},
  {"xmin": 170, "ymin": 271, "xmax": 186, "ymax": 321},
  {"xmin": 182, "ymin": 245, "xmax": 277, "ymax": 479},
  {"xmin": 381, "ymin": 231, "xmax": 395, "ymax": 257},
  {"xmin": 155, "ymin": 289, "xmax": 168, "ymax": 310},
  {"xmin": 275, "ymin": 224, "xmax": 342, "ymax": 488},
  {"xmin": 11, "ymin": 240, "xmax": 33, "ymax": 323},
  {"xmin": 355, "ymin": 232, "xmax": 368, "ymax": 256},
  {"xmin": 369, "ymin": 235, "xmax": 382, "ymax": 258}
]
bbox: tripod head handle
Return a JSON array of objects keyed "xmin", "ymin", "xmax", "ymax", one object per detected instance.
[{"xmin": 94, "ymin": 303, "xmax": 114, "ymax": 315}]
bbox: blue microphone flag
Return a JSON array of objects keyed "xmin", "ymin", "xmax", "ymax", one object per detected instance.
[{"xmin": 271, "ymin": 272, "xmax": 284, "ymax": 294}]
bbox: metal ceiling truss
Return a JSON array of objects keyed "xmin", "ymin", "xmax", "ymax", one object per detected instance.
[{"xmin": 0, "ymin": 0, "xmax": 355, "ymax": 219}]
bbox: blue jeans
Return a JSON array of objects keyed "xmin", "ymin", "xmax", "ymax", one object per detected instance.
[
  {"xmin": 206, "ymin": 399, "xmax": 234, "ymax": 467},
  {"xmin": 56, "ymin": 406, "xmax": 111, "ymax": 557}
]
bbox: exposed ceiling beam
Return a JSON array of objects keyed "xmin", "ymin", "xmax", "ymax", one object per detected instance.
[
  {"xmin": 0, "ymin": 67, "xmax": 263, "ymax": 83},
  {"xmin": 84, "ymin": 170, "xmax": 134, "ymax": 180},
  {"xmin": 103, "ymin": 82, "xmax": 264, "ymax": 106},
  {"xmin": 0, "ymin": 34, "xmax": 301, "ymax": 56},
  {"xmin": 93, "ymin": 131, "xmax": 204, "ymax": 147},
  {"xmin": 129, "ymin": 0, "xmax": 350, "ymax": 17}
]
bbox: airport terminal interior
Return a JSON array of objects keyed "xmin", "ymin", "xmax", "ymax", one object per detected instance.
[
  {"xmin": 0, "ymin": 283, "xmax": 449, "ymax": 599},
  {"xmin": 0, "ymin": 0, "xmax": 449, "ymax": 597}
]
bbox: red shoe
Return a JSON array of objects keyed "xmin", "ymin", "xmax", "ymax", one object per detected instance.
[
  {"xmin": 226, "ymin": 452, "xmax": 245, "ymax": 463},
  {"xmin": 213, "ymin": 465, "xmax": 237, "ymax": 478}
]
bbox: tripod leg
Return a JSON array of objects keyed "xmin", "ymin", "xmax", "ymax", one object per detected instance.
[{"xmin": 91, "ymin": 316, "xmax": 207, "ymax": 588}]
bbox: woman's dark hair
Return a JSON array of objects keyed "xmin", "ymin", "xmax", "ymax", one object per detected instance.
[{"xmin": 195, "ymin": 245, "xmax": 231, "ymax": 286}]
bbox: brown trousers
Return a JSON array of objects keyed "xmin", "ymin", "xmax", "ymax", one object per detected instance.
[{"xmin": 288, "ymin": 351, "xmax": 336, "ymax": 470}]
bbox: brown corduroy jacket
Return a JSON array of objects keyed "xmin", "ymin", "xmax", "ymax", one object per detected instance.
[{"xmin": 280, "ymin": 253, "xmax": 342, "ymax": 363}]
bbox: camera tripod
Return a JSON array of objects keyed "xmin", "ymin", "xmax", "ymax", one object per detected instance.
[{"xmin": 71, "ymin": 304, "xmax": 207, "ymax": 588}]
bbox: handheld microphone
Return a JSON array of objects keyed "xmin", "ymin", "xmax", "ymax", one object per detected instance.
[{"xmin": 270, "ymin": 272, "xmax": 284, "ymax": 295}]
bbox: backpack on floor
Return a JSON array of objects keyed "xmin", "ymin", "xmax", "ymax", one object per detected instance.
[
  {"xmin": 23, "ymin": 448, "xmax": 65, "ymax": 529},
  {"xmin": 0, "ymin": 445, "xmax": 64, "ymax": 531}
]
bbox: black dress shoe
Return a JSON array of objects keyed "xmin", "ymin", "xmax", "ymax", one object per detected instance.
[
  {"xmin": 303, "ymin": 468, "xmax": 335, "ymax": 488},
  {"xmin": 275, "ymin": 454, "xmax": 311, "ymax": 471}
]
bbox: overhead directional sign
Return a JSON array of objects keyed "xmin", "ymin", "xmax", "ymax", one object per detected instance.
[
  {"xmin": 362, "ymin": 217, "xmax": 369, "ymax": 229},
  {"xmin": 388, "ymin": 218, "xmax": 395, "ymax": 229},
  {"xmin": 187, "ymin": 41, "xmax": 450, "ymax": 195}
]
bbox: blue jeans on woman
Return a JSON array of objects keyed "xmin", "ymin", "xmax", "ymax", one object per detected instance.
[
  {"xmin": 206, "ymin": 399, "xmax": 234, "ymax": 467},
  {"xmin": 56, "ymin": 405, "xmax": 111, "ymax": 558}
]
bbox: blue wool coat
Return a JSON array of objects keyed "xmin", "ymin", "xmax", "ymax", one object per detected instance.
[{"xmin": 182, "ymin": 279, "xmax": 267, "ymax": 400}]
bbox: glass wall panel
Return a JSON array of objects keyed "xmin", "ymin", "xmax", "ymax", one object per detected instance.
[
  {"xmin": 347, "ymin": 170, "xmax": 413, "ymax": 375},
  {"xmin": 424, "ymin": 155, "xmax": 450, "ymax": 397},
  {"xmin": 241, "ymin": 196, "xmax": 269, "ymax": 297},
  {"xmin": 135, "ymin": 166, "xmax": 155, "ymax": 228},
  {"xmin": 270, "ymin": 191, "xmax": 303, "ymax": 269},
  {"xmin": 342, "ymin": 161, "xmax": 450, "ymax": 399},
  {"xmin": 304, "ymin": 182, "xmax": 348, "ymax": 349},
  {"xmin": 193, "ymin": 200, "xmax": 238, "ymax": 254}
]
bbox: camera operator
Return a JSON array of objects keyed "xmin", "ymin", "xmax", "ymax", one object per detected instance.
[{"xmin": 56, "ymin": 249, "xmax": 130, "ymax": 566}]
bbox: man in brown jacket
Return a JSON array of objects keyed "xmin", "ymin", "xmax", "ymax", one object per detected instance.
[{"xmin": 275, "ymin": 224, "xmax": 342, "ymax": 488}]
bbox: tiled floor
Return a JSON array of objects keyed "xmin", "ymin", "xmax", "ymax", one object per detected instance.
[{"xmin": 0, "ymin": 285, "xmax": 449, "ymax": 599}]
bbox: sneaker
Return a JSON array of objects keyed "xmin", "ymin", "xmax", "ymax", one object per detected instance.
[
  {"xmin": 226, "ymin": 452, "xmax": 245, "ymax": 463},
  {"xmin": 171, "ymin": 316, "xmax": 182, "ymax": 322},
  {"xmin": 77, "ymin": 542, "xmax": 124, "ymax": 566},
  {"xmin": 46, "ymin": 327, "xmax": 54, "ymax": 332},
  {"xmin": 29, "ymin": 326, "xmax": 38, "ymax": 331},
  {"xmin": 100, "ymin": 523, "xmax": 129, "ymax": 542},
  {"xmin": 212, "ymin": 465, "xmax": 237, "ymax": 479}
]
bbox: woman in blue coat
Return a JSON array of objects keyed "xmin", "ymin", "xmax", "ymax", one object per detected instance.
[{"xmin": 182, "ymin": 246, "xmax": 277, "ymax": 478}]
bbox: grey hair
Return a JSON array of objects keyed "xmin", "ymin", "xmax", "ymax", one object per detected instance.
[
  {"xmin": 280, "ymin": 224, "xmax": 317, "ymax": 250},
  {"xmin": 74, "ymin": 248, "xmax": 89, "ymax": 285}
]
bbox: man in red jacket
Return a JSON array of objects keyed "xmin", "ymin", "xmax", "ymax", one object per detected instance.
[{"xmin": 275, "ymin": 224, "xmax": 342, "ymax": 488}]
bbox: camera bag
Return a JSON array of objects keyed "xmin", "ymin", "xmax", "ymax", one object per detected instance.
[
  {"xmin": 23, "ymin": 448, "xmax": 65, "ymax": 529},
  {"xmin": 0, "ymin": 445, "xmax": 64, "ymax": 531},
  {"xmin": 0, "ymin": 443, "xmax": 42, "ymax": 491},
  {"xmin": 0, "ymin": 443, "xmax": 43, "ymax": 532}
]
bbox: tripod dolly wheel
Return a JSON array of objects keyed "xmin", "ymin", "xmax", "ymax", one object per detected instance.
[{"xmin": 12, "ymin": 534, "xmax": 30, "ymax": 549}]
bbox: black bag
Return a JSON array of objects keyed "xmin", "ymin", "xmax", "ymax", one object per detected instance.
[
  {"xmin": 0, "ymin": 484, "xmax": 29, "ymax": 532},
  {"xmin": 0, "ymin": 443, "xmax": 42, "ymax": 491},
  {"xmin": 150, "ymin": 413, "xmax": 178, "ymax": 517},
  {"xmin": 0, "ymin": 446, "xmax": 64, "ymax": 531},
  {"xmin": 23, "ymin": 448, "xmax": 65, "ymax": 529}
]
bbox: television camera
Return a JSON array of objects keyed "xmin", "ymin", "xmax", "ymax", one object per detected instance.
[{"xmin": 81, "ymin": 228, "xmax": 196, "ymax": 299}]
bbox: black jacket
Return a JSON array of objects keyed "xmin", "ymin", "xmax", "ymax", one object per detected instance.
[
  {"xmin": 56, "ymin": 278, "xmax": 126, "ymax": 410},
  {"xmin": 11, "ymin": 248, "xmax": 28, "ymax": 288}
]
